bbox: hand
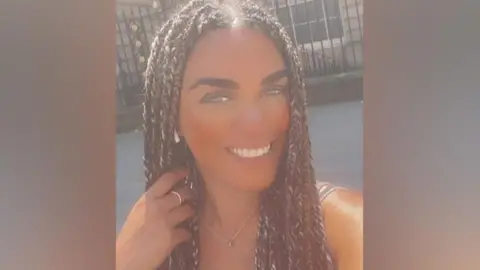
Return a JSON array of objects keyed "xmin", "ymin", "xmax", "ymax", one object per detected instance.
[{"xmin": 116, "ymin": 169, "xmax": 194, "ymax": 270}]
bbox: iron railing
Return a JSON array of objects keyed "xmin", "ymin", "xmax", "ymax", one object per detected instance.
[{"xmin": 116, "ymin": 0, "xmax": 363, "ymax": 108}]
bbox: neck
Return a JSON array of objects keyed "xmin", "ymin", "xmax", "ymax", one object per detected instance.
[{"xmin": 200, "ymin": 179, "xmax": 260, "ymax": 235}]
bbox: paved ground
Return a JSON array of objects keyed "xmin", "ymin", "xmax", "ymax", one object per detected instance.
[{"xmin": 116, "ymin": 101, "xmax": 363, "ymax": 231}]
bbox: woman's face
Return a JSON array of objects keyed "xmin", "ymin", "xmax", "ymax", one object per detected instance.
[{"xmin": 179, "ymin": 27, "xmax": 290, "ymax": 192}]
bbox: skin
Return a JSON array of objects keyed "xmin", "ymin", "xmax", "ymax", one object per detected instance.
[
  {"xmin": 179, "ymin": 27, "xmax": 289, "ymax": 225},
  {"xmin": 179, "ymin": 28, "xmax": 291, "ymax": 269},
  {"xmin": 323, "ymin": 189, "xmax": 364, "ymax": 270},
  {"xmin": 182, "ymin": 27, "xmax": 363, "ymax": 270},
  {"xmin": 116, "ymin": 27, "xmax": 363, "ymax": 270},
  {"xmin": 179, "ymin": 28, "xmax": 290, "ymax": 193}
]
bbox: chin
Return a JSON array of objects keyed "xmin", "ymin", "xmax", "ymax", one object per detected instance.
[{"xmin": 228, "ymin": 173, "xmax": 277, "ymax": 192}]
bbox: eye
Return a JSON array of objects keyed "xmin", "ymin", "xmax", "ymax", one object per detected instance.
[
  {"xmin": 199, "ymin": 90, "xmax": 232, "ymax": 104},
  {"xmin": 263, "ymin": 85, "xmax": 287, "ymax": 96}
]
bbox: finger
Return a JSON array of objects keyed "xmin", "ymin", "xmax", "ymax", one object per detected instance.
[
  {"xmin": 171, "ymin": 228, "xmax": 191, "ymax": 247},
  {"xmin": 167, "ymin": 204, "xmax": 195, "ymax": 227},
  {"xmin": 146, "ymin": 169, "xmax": 188, "ymax": 200},
  {"xmin": 145, "ymin": 180, "xmax": 191, "ymax": 219},
  {"xmin": 160, "ymin": 187, "xmax": 194, "ymax": 212}
]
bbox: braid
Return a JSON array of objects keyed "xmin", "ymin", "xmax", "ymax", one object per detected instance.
[
  {"xmin": 144, "ymin": 18, "xmax": 174, "ymax": 189},
  {"xmin": 237, "ymin": 5, "xmax": 333, "ymax": 270},
  {"xmin": 143, "ymin": 1, "xmax": 336, "ymax": 269}
]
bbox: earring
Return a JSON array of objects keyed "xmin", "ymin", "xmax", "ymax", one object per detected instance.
[{"xmin": 174, "ymin": 130, "xmax": 180, "ymax": 143}]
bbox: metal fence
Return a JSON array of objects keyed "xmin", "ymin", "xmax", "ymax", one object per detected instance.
[{"xmin": 116, "ymin": 0, "xmax": 363, "ymax": 108}]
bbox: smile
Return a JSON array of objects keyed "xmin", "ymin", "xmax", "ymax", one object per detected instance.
[{"xmin": 229, "ymin": 144, "xmax": 271, "ymax": 158}]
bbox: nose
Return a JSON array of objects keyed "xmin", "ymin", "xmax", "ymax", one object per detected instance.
[{"xmin": 235, "ymin": 103, "xmax": 266, "ymax": 136}]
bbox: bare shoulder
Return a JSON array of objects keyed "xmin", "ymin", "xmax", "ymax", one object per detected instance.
[
  {"xmin": 321, "ymin": 187, "xmax": 363, "ymax": 221},
  {"xmin": 321, "ymin": 187, "xmax": 363, "ymax": 270}
]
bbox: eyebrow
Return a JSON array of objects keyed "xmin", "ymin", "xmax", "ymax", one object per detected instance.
[
  {"xmin": 188, "ymin": 78, "xmax": 239, "ymax": 91},
  {"xmin": 187, "ymin": 69, "xmax": 289, "ymax": 91},
  {"xmin": 260, "ymin": 69, "xmax": 289, "ymax": 86}
]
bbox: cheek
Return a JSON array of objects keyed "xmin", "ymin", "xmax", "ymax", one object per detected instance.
[
  {"xmin": 178, "ymin": 99, "xmax": 229, "ymax": 153},
  {"xmin": 178, "ymin": 95, "xmax": 291, "ymax": 151},
  {"xmin": 280, "ymin": 101, "xmax": 290, "ymax": 130},
  {"xmin": 266, "ymin": 96, "xmax": 290, "ymax": 134}
]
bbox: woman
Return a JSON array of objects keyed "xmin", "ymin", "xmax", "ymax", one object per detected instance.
[{"xmin": 116, "ymin": 0, "xmax": 363, "ymax": 270}]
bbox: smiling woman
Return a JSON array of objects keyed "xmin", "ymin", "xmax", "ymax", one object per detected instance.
[
  {"xmin": 179, "ymin": 28, "xmax": 290, "ymax": 193},
  {"xmin": 115, "ymin": 1, "xmax": 363, "ymax": 270}
]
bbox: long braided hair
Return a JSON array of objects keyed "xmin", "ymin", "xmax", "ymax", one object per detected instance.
[{"xmin": 143, "ymin": 1, "xmax": 335, "ymax": 269}]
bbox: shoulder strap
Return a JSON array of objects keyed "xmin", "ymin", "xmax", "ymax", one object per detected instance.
[{"xmin": 316, "ymin": 181, "xmax": 337, "ymax": 203}]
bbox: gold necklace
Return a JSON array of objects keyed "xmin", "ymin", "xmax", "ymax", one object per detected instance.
[{"xmin": 203, "ymin": 209, "xmax": 257, "ymax": 248}]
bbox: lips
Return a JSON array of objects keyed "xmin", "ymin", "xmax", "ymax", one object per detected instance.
[{"xmin": 229, "ymin": 144, "xmax": 271, "ymax": 158}]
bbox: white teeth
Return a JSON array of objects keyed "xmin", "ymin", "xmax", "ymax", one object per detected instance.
[{"xmin": 231, "ymin": 145, "xmax": 271, "ymax": 158}]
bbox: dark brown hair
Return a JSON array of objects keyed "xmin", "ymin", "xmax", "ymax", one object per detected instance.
[{"xmin": 143, "ymin": 0, "xmax": 335, "ymax": 269}]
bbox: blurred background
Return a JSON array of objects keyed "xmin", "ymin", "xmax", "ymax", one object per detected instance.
[{"xmin": 116, "ymin": 0, "xmax": 364, "ymax": 231}]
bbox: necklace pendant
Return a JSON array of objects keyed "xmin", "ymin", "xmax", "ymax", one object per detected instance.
[{"xmin": 228, "ymin": 240, "xmax": 234, "ymax": 247}]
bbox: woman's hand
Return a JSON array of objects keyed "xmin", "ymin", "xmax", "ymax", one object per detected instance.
[{"xmin": 116, "ymin": 170, "xmax": 194, "ymax": 270}]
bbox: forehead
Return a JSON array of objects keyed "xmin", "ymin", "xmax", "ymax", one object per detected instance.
[{"xmin": 183, "ymin": 27, "xmax": 286, "ymax": 83}]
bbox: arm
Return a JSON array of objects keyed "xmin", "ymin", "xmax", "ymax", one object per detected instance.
[{"xmin": 321, "ymin": 188, "xmax": 363, "ymax": 270}]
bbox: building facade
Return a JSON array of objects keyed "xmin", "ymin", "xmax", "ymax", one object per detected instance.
[{"xmin": 116, "ymin": 0, "xmax": 363, "ymax": 130}]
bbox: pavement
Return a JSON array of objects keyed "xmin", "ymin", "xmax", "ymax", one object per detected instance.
[{"xmin": 116, "ymin": 100, "xmax": 363, "ymax": 231}]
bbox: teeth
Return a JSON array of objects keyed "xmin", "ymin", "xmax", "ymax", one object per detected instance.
[{"xmin": 231, "ymin": 145, "xmax": 271, "ymax": 158}]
